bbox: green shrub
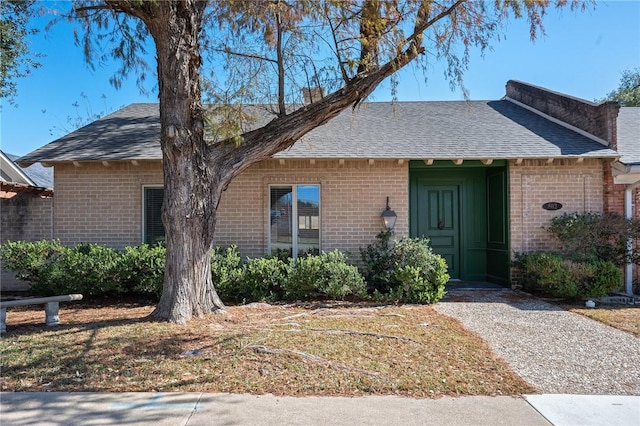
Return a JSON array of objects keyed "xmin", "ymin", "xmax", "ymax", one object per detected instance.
[
  {"xmin": 0, "ymin": 240, "xmax": 66, "ymax": 292},
  {"xmin": 360, "ymin": 233, "xmax": 449, "ymax": 304},
  {"xmin": 548, "ymin": 212, "xmax": 640, "ymax": 266},
  {"xmin": 68, "ymin": 244, "xmax": 122, "ymax": 296},
  {"xmin": 118, "ymin": 244, "xmax": 166, "ymax": 298},
  {"xmin": 0, "ymin": 240, "xmax": 122, "ymax": 296},
  {"xmin": 221, "ymin": 256, "xmax": 286, "ymax": 303},
  {"xmin": 513, "ymin": 251, "xmax": 623, "ymax": 299},
  {"xmin": 310, "ymin": 250, "xmax": 366, "ymax": 300},
  {"xmin": 210, "ymin": 245, "xmax": 242, "ymax": 299},
  {"xmin": 284, "ymin": 250, "xmax": 366, "ymax": 300},
  {"xmin": 359, "ymin": 230, "xmax": 396, "ymax": 293}
]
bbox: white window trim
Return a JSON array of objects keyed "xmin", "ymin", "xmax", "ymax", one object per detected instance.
[
  {"xmin": 267, "ymin": 184, "xmax": 321, "ymax": 257},
  {"xmin": 142, "ymin": 185, "xmax": 164, "ymax": 244}
]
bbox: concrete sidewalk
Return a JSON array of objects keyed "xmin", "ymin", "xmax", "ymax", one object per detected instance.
[
  {"xmin": 1, "ymin": 392, "xmax": 638, "ymax": 426},
  {"xmin": 0, "ymin": 392, "xmax": 547, "ymax": 426}
]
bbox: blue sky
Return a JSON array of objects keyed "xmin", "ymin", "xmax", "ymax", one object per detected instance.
[{"xmin": 1, "ymin": 1, "xmax": 639, "ymax": 157}]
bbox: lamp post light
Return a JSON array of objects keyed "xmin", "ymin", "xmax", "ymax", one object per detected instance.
[{"xmin": 381, "ymin": 196, "xmax": 397, "ymax": 230}]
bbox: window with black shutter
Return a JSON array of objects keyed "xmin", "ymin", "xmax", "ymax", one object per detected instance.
[{"xmin": 144, "ymin": 187, "xmax": 165, "ymax": 244}]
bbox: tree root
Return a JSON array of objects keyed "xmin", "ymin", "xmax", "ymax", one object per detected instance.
[
  {"xmin": 246, "ymin": 345, "xmax": 381, "ymax": 378},
  {"xmin": 308, "ymin": 328, "xmax": 419, "ymax": 343}
]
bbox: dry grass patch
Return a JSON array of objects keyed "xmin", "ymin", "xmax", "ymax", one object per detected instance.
[
  {"xmin": 560, "ymin": 303, "xmax": 640, "ymax": 337},
  {"xmin": 0, "ymin": 300, "xmax": 534, "ymax": 396}
]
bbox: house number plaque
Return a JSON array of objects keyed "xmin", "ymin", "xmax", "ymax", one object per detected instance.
[{"xmin": 542, "ymin": 202, "xmax": 563, "ymax": 211}]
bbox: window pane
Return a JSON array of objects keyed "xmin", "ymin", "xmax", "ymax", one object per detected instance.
[
  {"xmin": 144, "ymin": 188, "xmax": 165, "ymax": 244},
  {"xmin": 297, "ymin": 185, "xmax": 319, "ymax": 256},
  {"xmin": 270, "ymin": 186, "xmax": 293, "ymax": 257}
]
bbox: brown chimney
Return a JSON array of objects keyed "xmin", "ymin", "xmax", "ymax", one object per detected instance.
[{"xmin": 505, "ymin": 80, "xmax": 620, "ymax": 148}]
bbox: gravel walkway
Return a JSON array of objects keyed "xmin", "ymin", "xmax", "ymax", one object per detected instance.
[{"xmin": 434, "ymin": 290, "xmax": 640, "ymax": 395}]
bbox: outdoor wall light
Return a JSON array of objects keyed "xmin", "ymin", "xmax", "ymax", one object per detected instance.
[{"xmin": 381, "ymin": 197, "xmax": 397, "ymax": 230}]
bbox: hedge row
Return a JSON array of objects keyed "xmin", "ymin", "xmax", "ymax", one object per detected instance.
[
  {"xmin": 0, "ymin": 235, "xmax": 450, "ymax": 304},
  {"xmin": 513, "ymin": 252, "xmax": 622, "ymax": 299}
]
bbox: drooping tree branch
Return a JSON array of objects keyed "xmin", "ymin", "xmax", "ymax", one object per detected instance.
[{"xmin": 276, "ymin": 8, "xmax": 286, "ymax": 116}]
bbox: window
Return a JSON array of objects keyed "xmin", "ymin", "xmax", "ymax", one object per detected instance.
[
  {"xmin": 143, "ymin": 187, "xmax": 165, "ymax": 244},
  {"xmin": 269, "ymin": 184, "xmax": 320, "ymax": 257}
]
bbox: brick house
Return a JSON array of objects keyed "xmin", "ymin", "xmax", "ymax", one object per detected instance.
[
  {"xmin": 17, "ymin": 80, "xmax": 640, "ymax": 291},
  {"xmin": 1, "ymin": 150, "xmax": 54, "ymax": 290}
]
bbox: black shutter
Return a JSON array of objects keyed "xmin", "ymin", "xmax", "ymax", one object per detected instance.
[{"xmin": 144, "ymin": 188, "xmax": 165, "ymax": 244}]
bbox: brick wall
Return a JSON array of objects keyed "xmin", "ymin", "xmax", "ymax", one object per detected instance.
[
  {"xmin": 506, "ymin": 80, "xmax": 620, "ymax": 147},
  {"xmin": 52, "ymin": 159, "xmax": 408, "ymax": 257},
  {"xmin": 214, "ymin": 159, "xmax": 408, "ymax": 258},
  {"xmin": 602, "ymin": 161, "xmax": 627, "ymax": 215},
  {"xmin": 53, "ymin": 161, "xmax": 163, "ymax": 249},
  {"xmin": 509, "ymin": 158, "xmax": 604, "ymax": 254},
  {"xmin": 1, "ymin": 193, "xmax": 52, "ymax": 243},
  {"xmin": 1, "ymin": 192, "xmax": 53, "ymax": 291}
]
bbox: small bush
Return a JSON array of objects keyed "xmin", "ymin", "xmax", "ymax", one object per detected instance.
[
  {"xmin": 284, "ymin": 250, "xmax": 366, "ymax": 300},
  {"xmin": 360, "ymin": 233, "xmax": 449, "ymax": 304},
  {"xmin": 222, "ymin": 256, "xmax": 286, "ymax": 303},
  {"xmin": 548, "ymin": 212, "xmax": 640, "ymax": 266},
  {"xmin": 118, "ymin": 244, "xmax": 166, "ymax": 298},
  {"xmin": 359, "ymin": 230, "xmax": 396, "ymax": 293},
  {"xmin": 513, "ymin": 251, "xmax": 622, "ymax": 299},
  {"xmin": 210, "ymin": 245, "xmax": 242, "ymax": 299},
  {"xmin": 310, "ymin": 250, "xmax": 366, "ymax": 300}
]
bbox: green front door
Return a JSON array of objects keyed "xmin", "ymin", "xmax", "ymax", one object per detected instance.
[{"xmin": 415, "ymin": 184, "xmax": 461, "ymax": 279}]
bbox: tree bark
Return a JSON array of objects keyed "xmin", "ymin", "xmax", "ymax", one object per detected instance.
[{"xmin": 138, "ymin": 1, "xmax": 225, "ymax": 323}]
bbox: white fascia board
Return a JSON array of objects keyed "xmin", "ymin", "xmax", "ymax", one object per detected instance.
[{"xmin": 0, "ymin": 152, "xmax": 36, "ymax": 186}]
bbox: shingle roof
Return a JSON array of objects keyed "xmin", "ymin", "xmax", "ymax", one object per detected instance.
[
  {"xmin": 617, "ymin": 107, "xmax": 640, "ymax": 165},
  {"xmin": 6, "ymin": 153, "xmax": 53, "ymax": 188},
  {"xmin": 19, "ymin": 100, "xmax": 618, "ymax": 165},
  {"xmin": 19, "ymin": 104, "xmax": 162, "ymax": 164}
]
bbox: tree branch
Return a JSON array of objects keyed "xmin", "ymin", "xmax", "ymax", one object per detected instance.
[
  {"xmin": 402, "ymin": 0, "xmax": 466, "ymax": 52},
  {"xmin": 324, "ymin": 6, "xmax": 350, "ymax": 84},
  {"xmin": 211, "ymin": 0, "xmax": 468, "ymax": 185},
  {"xmin": 276, "ymin": 10, "xmax": 286, "ymax": 116},
  {"xmin": 215, "ymin": 47, "xmax": 278, "ymax": 64}
]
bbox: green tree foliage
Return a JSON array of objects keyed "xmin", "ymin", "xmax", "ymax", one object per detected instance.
[
  {"xmin": 0, "ymin": 0, "xmax": 42, "ymax": 102},
  {"xmin": 21, "ymin": 0, "xmax": 592, "ymax": 323},
  {"xmin": 599, "ymin": 68, "xmax": 640, "ymax": 106}
]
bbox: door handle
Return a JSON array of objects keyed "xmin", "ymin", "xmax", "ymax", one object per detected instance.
[{"xmin": 438, "ymin": 220, "xmax": 445, "ymax": 230}]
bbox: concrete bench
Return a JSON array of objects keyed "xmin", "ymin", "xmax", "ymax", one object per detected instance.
[{"xmin": 0, "ymin": 294, "xmax": 83, "ymax": 333}]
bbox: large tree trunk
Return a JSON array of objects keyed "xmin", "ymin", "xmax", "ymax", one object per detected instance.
[{"xmin": 143, "ymin": 2, "xmax": 225, "ymax": 323}]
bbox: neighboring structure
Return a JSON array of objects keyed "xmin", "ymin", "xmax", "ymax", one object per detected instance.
[
  {"xmin": 17, "ymin": 81, "xmax": 640, "ymax": 291},
  {"xmin": 1, "ymin": 150, "xmax": 54, "ymax": 291}
]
